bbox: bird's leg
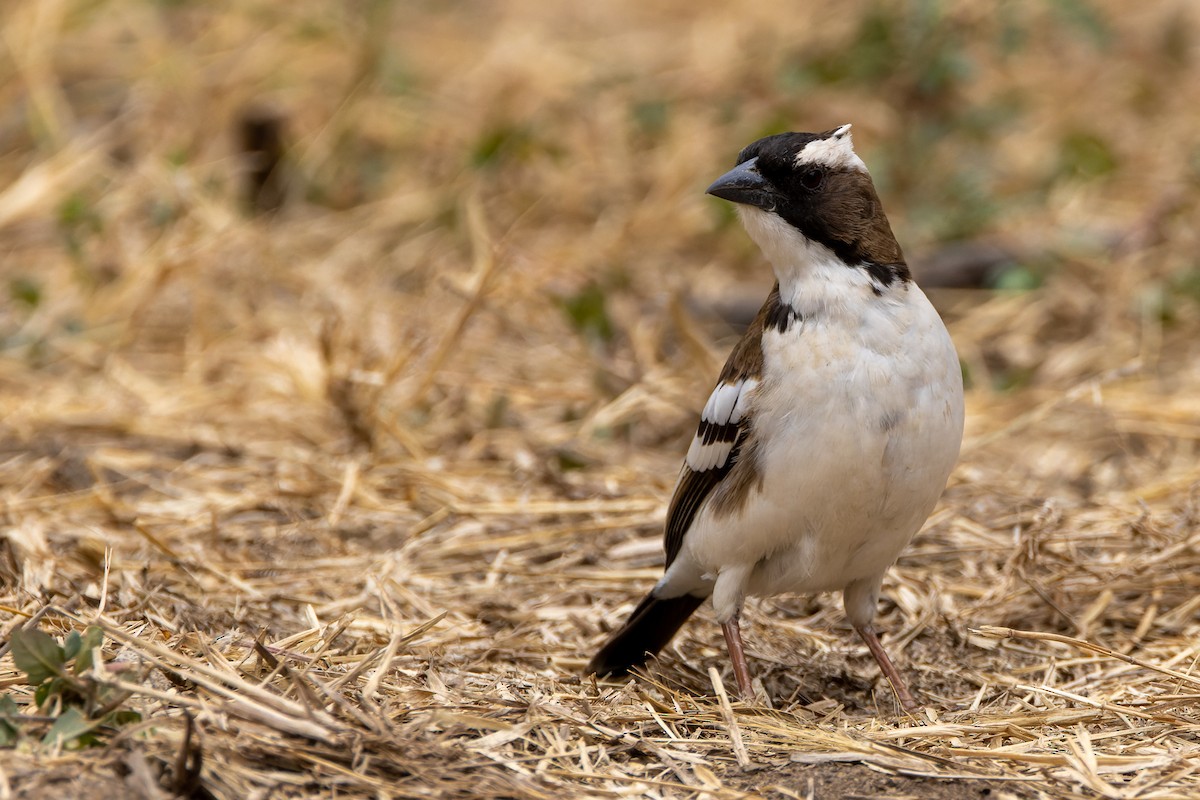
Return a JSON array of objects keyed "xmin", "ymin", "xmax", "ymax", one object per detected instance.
[
  {"xmin": 721, "ymin": 613, "xmax": 755, "ymax": 701},
  {"xmin": 853, "ymin": 624, "xmax": 918, "ymax": 713}
]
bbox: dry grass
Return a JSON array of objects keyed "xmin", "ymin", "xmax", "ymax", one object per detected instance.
[{"xmin": 2, "ymin": 1, "xmax": 1200, "ymax": 798}]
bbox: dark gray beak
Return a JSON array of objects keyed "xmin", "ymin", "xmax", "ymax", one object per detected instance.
[{"xmin": 705, "ymin": 157, "xmax": 776, "ymax": 210}]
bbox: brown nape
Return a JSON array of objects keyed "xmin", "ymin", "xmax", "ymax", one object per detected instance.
[{"xmin": 818, "ymin": 170, "xmax": 910, "ymax": 281}]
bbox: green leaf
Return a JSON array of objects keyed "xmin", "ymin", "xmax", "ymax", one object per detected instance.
[
  {"xmin": 106, "ymin": 709, "xmax": 142, "ymax": 727},
  {"xmin": 558, "ymin": 282, "xmax": 615, "ymax": 343},
  {"xmin": 58, "ymin": 192, "xmax": 96, "ymax": 229},
  {"xmin": 631, "ymin": 100, "xmax": 669, "ymax": 137},
  {"xmin": 991, "ymin": 264, "xmax": 1042, "ymax": 292},
  {"xmin": 35, "ymin": 679, "xmax": 60, "ymax": 708},
  {"xmin": 1059, "ymin": 131, "xmax": 1117, "ymax": 180},
  {"xmin": 73, "ymin": 627, "xmax": 104, "ymax": 675},
  {"xmin": 1170, "ymin": 268, "xmax": 1200, "ymax": 305},
  {"xmin": 41, "ymin": 707, "xmax": 101, "ymax": 750},
  {"xmin": 9, "ymin": 629, "xmax": 65, "ymax": 685},
  {"xmin": 1049, "ymin": 0, "xmax": 1113, "ymax": 49},
  {"xmin": 0, "ymin": 695, "xmax": 20, "ymax": 716},
  {"xmin": 9, "ymin": 277, "xmax": 41, "ymax": 309},
  {"xmin": 0, "ymin": 695, "xmax": 21, "ymax": 746},
  {"xmin": 471, "ymin": 123, "xmax": 534, "ymax": 168},
  {"xmin": 484, "ymin": 392, "xmax": 510, "ymax": 429},
  {"xmin": 63, "ymin": 631, "xmax": 82, "ymax": 662},
  {"xmin": 554, "ymin": 447, "xmax": 592, "ymax": 472}
]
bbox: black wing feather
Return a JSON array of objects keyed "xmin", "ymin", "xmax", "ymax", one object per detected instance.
[{"xmin": 663, "ymin": 424, "xmax": 749, "ymax": 566}]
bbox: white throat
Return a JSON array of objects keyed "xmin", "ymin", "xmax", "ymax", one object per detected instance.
[{"xmin": 738, "ymin": 206, "xmax": 882, "ymax": 317}]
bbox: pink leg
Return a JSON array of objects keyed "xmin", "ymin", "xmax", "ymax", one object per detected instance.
[
  {"xmin": 854, "ymin": 624, "xmax": 919, "ymax": 713},
  {"xmin": 721, "ymin": 613, "xmax": 755, "ymax": 702}
]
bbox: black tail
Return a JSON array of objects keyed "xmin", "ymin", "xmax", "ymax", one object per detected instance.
[{"xmin": 587, "ymin": 592, "xmax": 705, "ymax": 677}]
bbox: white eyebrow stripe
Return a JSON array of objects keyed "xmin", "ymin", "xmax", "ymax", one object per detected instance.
[{"xmin": 794, "ymin": 127, "xmax": 867, "ymax": 172}]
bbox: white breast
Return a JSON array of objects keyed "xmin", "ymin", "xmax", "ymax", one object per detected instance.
[{"xmin": 667, "ymin": 264, "xmax": 964, "ymax": 622}]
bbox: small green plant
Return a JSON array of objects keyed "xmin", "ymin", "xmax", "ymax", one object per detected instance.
[
  {"xmin": 0, "ymin": 626, "xmax": 141, "ymax": 749},
  {"xmin": 8, "ymin": 277, "xmax": 41, "ymax": 309},
  {"xmin": 1057, "ymin": 130, "xmax": 1118, "ymax": 181},
  {"xmin": 558, "ymin": 281, "xmax": 616, "ymax": 344},
  {"xmin": 631, "ymin": 99, "xmax": 670, "ymax": 139},
  {"xmin": 57, "ymin": 191, "xmax": 103, "ymax": 261},
  {"xmin": 471, "ymin": 123, "xmax": 536, "ymax": 168}
]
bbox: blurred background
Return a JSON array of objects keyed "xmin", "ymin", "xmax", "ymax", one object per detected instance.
[
  {"xmin": 2, "ymin": 1, "xmax": 1200, "ymax": 796},
  {"xmin": 3, "ymin": 1, "xmax": 1199, "ymax": 492}
]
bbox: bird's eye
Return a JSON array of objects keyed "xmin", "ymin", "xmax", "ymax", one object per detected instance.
[{"xmin": 799, "ymin": 167, "xmax": 824, "ymax": 191}]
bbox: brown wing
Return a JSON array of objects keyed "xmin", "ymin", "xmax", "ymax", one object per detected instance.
[
  {"xmin": 663, "ymin": 284, "xmax": 798, "ymax": 566},
  {"xmin": 664, "ymin": 432, "xmax": 749, "ymax": 566}
]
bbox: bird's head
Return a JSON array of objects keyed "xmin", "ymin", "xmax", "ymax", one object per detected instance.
[{"xmin": 707, "ymin": 125, "xmax": 908, "ymax": 286}]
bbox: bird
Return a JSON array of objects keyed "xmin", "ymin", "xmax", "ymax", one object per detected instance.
[{"xmin": 587, "ymin": 125, "xmax": 964, "ymax": 711}]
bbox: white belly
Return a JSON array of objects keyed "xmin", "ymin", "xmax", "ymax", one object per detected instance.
[{"xmin": 672, "ymin": 284, "xmax": 963, "ymax": 615}]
